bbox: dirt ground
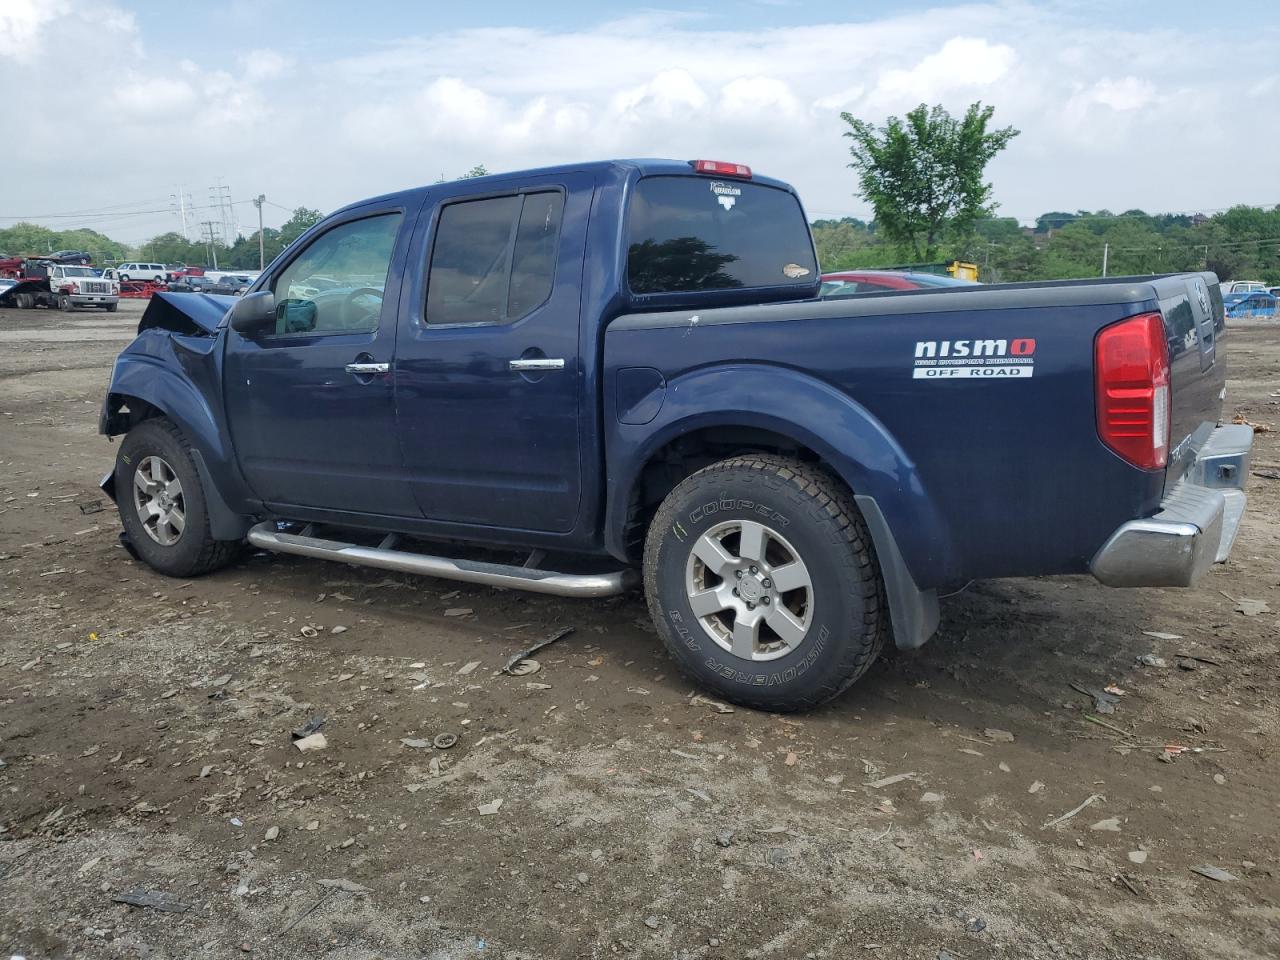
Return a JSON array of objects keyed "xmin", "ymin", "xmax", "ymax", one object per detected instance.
[{"xmin": 1, "ymin": 300, "xmax": 1277, "ymax": 960}]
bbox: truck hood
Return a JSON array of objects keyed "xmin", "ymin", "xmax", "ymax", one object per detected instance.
[{"xmin": 139, "ymin": 291, "xmax": 238, "ymax": 336}]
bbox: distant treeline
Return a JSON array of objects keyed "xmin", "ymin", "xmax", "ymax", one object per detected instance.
[
  {"xmin": 6, "ymin": 202, "xmax": 1279, "ymax": 284},
  {"xmin": 813, "ymin": 205, "xmax": 1280, "ymax": 283}
]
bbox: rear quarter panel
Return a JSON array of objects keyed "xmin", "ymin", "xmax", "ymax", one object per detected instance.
[{"xmin": 606, "ymin": 286, "xmax": 1175, "ymax": 588}]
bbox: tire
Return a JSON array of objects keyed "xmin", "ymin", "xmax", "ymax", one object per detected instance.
[
  {"xmin": 114, "ymin": 418, "xmax": 242, "ymax": 578},
  {"xmin": 644, "ymin": 454, "xmax": 885, "ymax": 712},
  {"xmin": 58, "ymin": 294, "xmax": 73, "ymax": 312},
  {"xmin": 119, "ymin": 274, "xmax": 131, "ymax": 282},
  {"xmin": 104, "ymin": 302, "xmax": 118, "ymax": 312}
]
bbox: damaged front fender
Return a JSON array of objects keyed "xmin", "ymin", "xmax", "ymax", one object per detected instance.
[{"xmin": 137, "ymin": 291, "xmax": 238, "ymax": 336}]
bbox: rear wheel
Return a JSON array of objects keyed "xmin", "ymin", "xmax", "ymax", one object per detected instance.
[
  {"xmin": 115, "ymin": 419, "xmax": 241, "ymax": 577},
  {"xmin": 644, "ymin": 454, "xmax": 885, "ymax": 711}
]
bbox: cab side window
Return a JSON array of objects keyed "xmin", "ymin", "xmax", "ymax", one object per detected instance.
[
  {"xmin": 426, "ymin": 191, "xmax": 563, "ymax": 325},
  {"xmin": 270, "ymin": 213, "xmax": 402, "ymax": 336}
]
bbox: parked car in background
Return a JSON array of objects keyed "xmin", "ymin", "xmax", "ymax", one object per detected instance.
[
  {"xmin": 1266, "ymin": 287, "xmax": 1280, "ymax": 298},
  {"xmin": 1223, "ymin": 280, "xmax": 1267, "ymax": 294},
  {"xmin": 105, "ymin": 262, "xmax": 169, "ymax": 283},
  {"xmin": 820, "ymin": 270, "xmax": 978, "ymax": 297},
  {"xmin": 166, "ymin": 275, "xmax": 211, "ymax": 293},
  {"xmin": 49, "ymin": 250, "xmax": 93, "ymax": 265},
  {"xmin": 1224, "ymin": 291, "xmax": 1277, "ymax": 319},
  {"xmin": 204, "ymin": 274, "xmax": 253, "ymax": 295},
  {"xmin": 97, "ymin": 158, "xmax": 1250, "ymax": 712}
]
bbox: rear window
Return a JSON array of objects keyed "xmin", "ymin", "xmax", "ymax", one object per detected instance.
[{"xmin": 626, "ymin": 176, "xmax": 816, "ymax": 295}]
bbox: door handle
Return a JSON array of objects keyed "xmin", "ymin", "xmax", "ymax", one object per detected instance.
[
  {"xmin": 345, "ymin": 362, "xmax": 390, "ymax": 375},
  {"xmin": 509, "ymin": 358, "xmax": 565, "ymax": 372}
]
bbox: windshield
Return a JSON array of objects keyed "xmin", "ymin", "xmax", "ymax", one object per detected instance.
[
  {"xmin": 61, "ymin": 267, "xmax": 96, "ymax": 277},
  {"xmin": 626, "ymin": 176, "xmax": 816, "ymax": 295}
]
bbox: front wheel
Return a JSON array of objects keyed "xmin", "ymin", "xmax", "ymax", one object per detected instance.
[
  {"xmin": 104, "ymin": 302, "xmax": 118, "ymax": 312},
  {"xmin": 115, "ymin": 419, "xmax": 241, "ymax": 577},
  {"xmin": 644, "ymin": 455, "xmax": 885, "ymax": 711},
  {"xmin": 59, "ymin": 294, "xmax": 73, "ymax": 312}
]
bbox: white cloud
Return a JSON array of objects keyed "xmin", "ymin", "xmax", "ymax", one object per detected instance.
[
  {"xmin": 872, "ymin": 37, "xmax": 1016, "ymax": 103},
  {"xmin": 111, "ymin": 75, "xmax": 194, "ymax": 113},
  {"xmin": 1, "ymin": 4, "xmax": 1279, "ymax": 239},
  {"xmin": 242, "ymin": 48, "xmax": 293, "ymax": 82},
  {"xmin": 0, "ymin": 0, "xmax": 66, "ymax": 61}
]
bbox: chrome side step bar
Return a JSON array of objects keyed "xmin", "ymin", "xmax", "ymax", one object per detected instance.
[{"xmin": 246, "ymin": 522, "xmax": 636, "ymax": 598}]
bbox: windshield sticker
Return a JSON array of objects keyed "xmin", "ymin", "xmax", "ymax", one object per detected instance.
[
  {"xmin": 783, "ymin": 263, "xmax": 810, "ymax": 279},
  {"xmin": 709, "ymin": 181, "xmax": 741, "ymax": 211},
  {"xmin": 912, "ymin": 338, "xmax": 1036, "ymax": 379}
]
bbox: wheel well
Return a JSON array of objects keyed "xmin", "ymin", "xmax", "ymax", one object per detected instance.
[
  {"xmin": 102, "ymin": 394, "xmax": 162, "ymax": 436},
  {"xmin": 624, "ymin": 426, "xmax": 846, "ymax": 562}
]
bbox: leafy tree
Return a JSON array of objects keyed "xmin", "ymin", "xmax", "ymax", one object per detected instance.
[
  {"xmin": 279, "ymin": 208, "xmax": 324, "ymax": 247},
  {"xmin": 0, "ymin": 223, "xmax": 129, "ymax": 262},
  {"xmin": 1034, "ymin": 211, "xmax": 1078, "ymax": 232},
  {"xmin": 840, "ymin": 102, "xmax": 1019, "ymax": 261},
  {"xmin": 462, "ymin": 164, "xmax": 489, "ymax": 179}
]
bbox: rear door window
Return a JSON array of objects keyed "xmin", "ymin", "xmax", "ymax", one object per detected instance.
[
  {"xmin": 425, "ymin": 191, "xmax": 564, "ymax": 325},
  {"xmin": 626, "ymin": 176, "xmax": 817, "ymax": 295}
]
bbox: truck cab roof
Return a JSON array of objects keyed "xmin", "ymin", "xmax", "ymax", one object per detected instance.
[{"xmin": 330, "ymin": 159, "xmax": 798, "ymax": 218}]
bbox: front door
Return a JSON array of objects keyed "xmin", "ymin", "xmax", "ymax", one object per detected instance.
[
  {"xmin": 223, "ymin": 205, "xmax": 419, "ymax": 517},
  {"xmin": 393, "ymin": 174, "xmax": 592, "ymax": 533}
]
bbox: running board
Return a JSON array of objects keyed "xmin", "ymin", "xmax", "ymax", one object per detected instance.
[{"xmin": 246, "ymin": 522, "xmax": 635, "ymax": 598}]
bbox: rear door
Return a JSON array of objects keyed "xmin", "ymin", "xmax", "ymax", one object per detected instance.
[{"xmin": 393, "ymin": 173, "xmax": 593, "ymax": 532}]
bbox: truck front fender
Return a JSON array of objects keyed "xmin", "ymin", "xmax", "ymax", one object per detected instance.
[
  {"xmin": 606, "ymin": 363, "xmax": 949, "ymax": 648},
  {"xmin": 101, "ymin": 328, "xmax": 252, "ymax": 539}
]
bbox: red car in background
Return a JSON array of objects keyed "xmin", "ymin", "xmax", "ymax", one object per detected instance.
[{"xmin": 819, "ymin": 270, "xmax": 977, "ymax": 297}]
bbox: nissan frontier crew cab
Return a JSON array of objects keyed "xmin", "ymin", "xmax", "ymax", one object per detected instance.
[{"xmin": 98, "ymin": 159, "xmax": 1252, "ymax": 711}]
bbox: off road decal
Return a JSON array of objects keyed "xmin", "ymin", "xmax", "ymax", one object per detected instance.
[
  {"xmin": 709, "ymin": 181, "xmax": 741, "ymax": 211},
  {"xmin": 912, "ymin": 337, "xmax": 1036, "ymax": 380}
]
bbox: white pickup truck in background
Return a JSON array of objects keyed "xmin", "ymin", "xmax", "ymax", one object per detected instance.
[{"xmin": 0, "ymin": 263, "xmax": 120, "ymax": 311}]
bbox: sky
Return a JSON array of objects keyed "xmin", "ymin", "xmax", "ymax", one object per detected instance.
[{"xmin": 1, "ymin": 0, "xmax": 1278, "ymax": 244}]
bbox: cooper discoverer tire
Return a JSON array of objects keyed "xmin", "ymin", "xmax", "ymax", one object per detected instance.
[
  {"xmin": 644, "ymin": 454, "xmax": 885, "ymax": 711},
  {"xmin": 114, "ymin": 418, "xmax": 241, "ymax": 578}
]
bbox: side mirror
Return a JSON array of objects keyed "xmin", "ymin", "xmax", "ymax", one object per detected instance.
[{"xmin": 229, "ymin": 290, "xmax": 275, "ymax": 334}]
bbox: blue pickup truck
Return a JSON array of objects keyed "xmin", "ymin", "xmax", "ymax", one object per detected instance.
[{"xmin": 99, "ymin": 159, "xmax": 1252, "ymax": 710}]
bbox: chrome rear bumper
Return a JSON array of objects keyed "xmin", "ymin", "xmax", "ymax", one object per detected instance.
[{"xmin": 1090, "ymin": 424, "xmax": 1253, "ymax": 587}]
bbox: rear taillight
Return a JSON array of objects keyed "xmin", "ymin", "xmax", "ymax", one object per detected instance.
[
  {"xmin": 1095, "ymin": 311, "xmax": 1170, "ymax": 470},
  {"xmin": 691, "ymin": 159, "xmax": 752, "ymax": 178}
]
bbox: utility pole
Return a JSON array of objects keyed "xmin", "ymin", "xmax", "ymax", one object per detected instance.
[
  {"xmin": 210, "ymin": 178, "xmax": 234, "ymax": 244},
  {"xmin": 1101, "ymin": 242, "xmax": 1109, "ymax": 278},
  {"xmin": 170, "ymin": 185, "xmax": 191, "ymax": 240},
  {"xmin": 201, "ymin": 221, "xmax": 220, "ymax": 269},
  {"xmin": 252, "ymin": 194, "xmax": 266, "ymax": 270}
]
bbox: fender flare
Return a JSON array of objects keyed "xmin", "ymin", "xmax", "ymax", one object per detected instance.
[
  {"xmin": 102, "ymin": 339, "xmax": 251, "ymax": 540},
  {"xmin": 606, "ymin": 363, "xmax": 949, "ymax": 648}
]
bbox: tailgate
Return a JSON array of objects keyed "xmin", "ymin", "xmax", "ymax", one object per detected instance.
[{"xmin": 1158, "ymin": 273, "xmax": 1227, "ymax": 486}]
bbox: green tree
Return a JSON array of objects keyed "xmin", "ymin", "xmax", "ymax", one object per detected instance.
[
  {"xmin": 139, "ymin": 232, "xmax": 209, "ymax": 266},
  {"xmin": 840, "ymin": 102, "xmax": 1019, "ymax": 262},
  {"xmin": 279, "ymin": 208, "xmax": 323, "ymax": 247},
  {"xmin": 462, "ymin": 164, "xmax": 489, "ymax": 179}
]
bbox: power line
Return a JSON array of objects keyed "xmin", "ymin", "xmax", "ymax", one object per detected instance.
[{"xmin": 0, "ymin": 198, "xmax": 261, "ymax": 222}]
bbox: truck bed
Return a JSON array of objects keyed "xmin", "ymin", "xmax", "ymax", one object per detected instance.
[{"xmin": 604, "ymin": 274, "xmax": 1226, "ymax": 589}]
